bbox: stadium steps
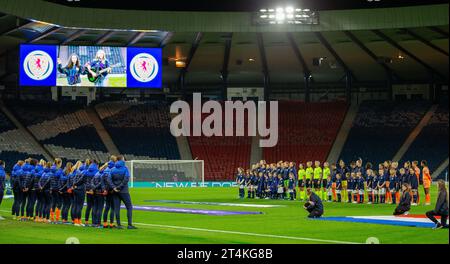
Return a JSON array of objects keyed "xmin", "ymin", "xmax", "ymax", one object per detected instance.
[
  {"xmin": 0, "ymin": 100, "xmax": 53, "ymax": 160},
  {"xmin": 327, "ymin": 102, "xmax": 358, "ymax": 163},
  {"xmin": 87, "ymin": 106, "xmax": 119, "ymax": 155},
  {"xmin": 250, "ymin": 133, "xmax": 262, "ymax": 165},
  {"xmin": 393, "ymin": 104, "xmax": 438, "ymax": 162},
  {"xmin": 432, "ymin": 158, "xmax": 449, "ymax": 179},
  {"xmin": 170, "ymin": 113, "xmax": 192, "ymax": 160}
]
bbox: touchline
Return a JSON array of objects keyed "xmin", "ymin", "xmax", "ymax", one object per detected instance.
[{"xmin": 170, "ymin": 93, "xmax": 278, "ymax": 147}]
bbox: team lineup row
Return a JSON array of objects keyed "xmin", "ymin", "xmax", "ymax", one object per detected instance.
[
  {"xmin": 0, "ymin": 155, "xmax": 136, "ymax": 229},
  {"xmin": 235, "ymin": 159, "xmax": 433, "ymax": 205}
]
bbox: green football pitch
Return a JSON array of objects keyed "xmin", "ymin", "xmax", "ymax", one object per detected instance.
[{"xmin": 0, "ymin": 187, "xmax": 448, "ymax": 244}]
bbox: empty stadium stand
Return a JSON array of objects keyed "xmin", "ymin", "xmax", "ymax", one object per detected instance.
[
  {"xmin": 6, "ymin": 100, "xmax": 110, "ymax": 163},
  {"xmin": 97, "ymin": 101, "xmax": 180, "ymax": 160},
  {"xmin": 0, "ymin": 110, "xmax": 15, "ymax": 133},
  {"xmin": 339, "ymin": 100, "xmax": 432, "ymax": 165},
  {"xmin": 263, "ymin": 101, "xmax": 348, "ymax": 165},
  {"xmin": 189, "ymin": 136, "xmax": 251, "ymax": 181},
  {"xmin": 401, "ymin": 101, "xmax": 449, "ymax": 174},
  {"xmin": 187, "ymin": 102, "xmax": 252, "ymax": 181},
  {"xmin": 0, "ymin": 110, "xmax": 46, "ymax": 170}
]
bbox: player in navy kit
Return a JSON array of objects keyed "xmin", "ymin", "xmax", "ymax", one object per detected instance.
[
  {"xmin": 335, "ymin": 174, "xmax": 342, "ymax": 202},
  {"xmin": 245, "ymin": 170, "xmax": 251, "ymax": 199},
  {"xmin": 257, "ymin": 172, "xmax": 266, "ymax": 199},
  {"xmin": 355, "ymin": 172, "xmax": 365, "ymax": 203},
  {"xmin": 270, "ymin": 173, "xmax": 278, "ymax": 199},
  {"xmin": 288, "ymin": 173, "xmax": 295, "ymax": 201},
  {"xmin": 366, "ymin": 169, "xmax": 374, "ymax": 204},
  {"xmin": 246, "ymin": 171, "xmax": 256, "ymax": 199},
  {"xmin": 347, "ymin": 172, "xmax": 354, "ymax": 203},
  {"xmin": 276, "ymin": 174, "xmax": 284, "ymax": 199},
  {"xmin": 377, "ymin": 168, "xmax": 387, "ymax": 204},
  {"xmin": 262, "ymin": 172, "xmax": 269, "ymax": 199},
  {"xmin": 408, "ymin": 167, "xmax": 419, "ymax": 205},
  {"xmin": 325, "ymin": 175, "xmax": 333, "ymax": 202},
  {"xmin": 265, "ymin": 172, "xmax": 272, "ymax": 199},
  {"xmin": 372, "ymin": 170, "xmax": 379, "ymax": 204},
  {"xmin": 388, "ymin": 169, "xmax": 398, "ymax": 204},
  {"xmin": 338, "ymin": 160, "xmax": 348, "ymax": 202},
  {"xmin": 288, "ymin": 162, "xmax": 297, "ymax": 199},
  {"xmin": 400, "ymin": 167, "xmax": 409, "ymax": 186},
  {"xmin": 236, "ymin": 168, "xmax": 245, "ymax": 199}
]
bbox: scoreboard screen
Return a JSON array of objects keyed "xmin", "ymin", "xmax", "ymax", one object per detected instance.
[{"xmin": 19, "ymin": 44, "xmax": 162, "ymax": 88}]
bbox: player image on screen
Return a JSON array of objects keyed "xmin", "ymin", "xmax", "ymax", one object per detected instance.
[
  {"xmin": 56, "ymin": 46, "xmax": 126, "ymax": 87},
  {"xmin": 57, "ymin": 54, "xmax": 85, "ymax": 86},
  {"xmin": 85, "ymin": 49, "xmax": 111, "ymax": 87}
]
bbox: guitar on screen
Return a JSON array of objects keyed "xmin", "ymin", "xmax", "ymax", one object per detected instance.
[{"xmin": 86, "ymin": 63, "xmax": 122, "ymax": 83}]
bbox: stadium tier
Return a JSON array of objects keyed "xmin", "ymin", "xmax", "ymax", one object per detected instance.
[
  {"xmin": 263, "ymin": 101, "xmax": 348, "ymax": 164},
  {"xmin": 97, "ymin": 101, "xmax": 180, "ymax": 160},
  {"xmin": 339, "ymin": 100, "xmax": 432, "ymax": 165},
  {"xmin": 5, "ymin": 100, "xmax": 109, "ymax": 163},
  {"xmin": 187, "ymin": 104, "xmax": 252, "ymax": 181},
  {"xmin": 0, "ymin": 110, "xmax": 15, "ymax": 133},
  {"xmin": 401, "ymin": 101, "xmax": 449, "ymax": 173},
  {"xmin": 0, "ymin": 109, "xmax": 47, "ymax": 170},
  {"xmin": 189, "ymin": 138, "xmax": 251, "ymax": 181}
]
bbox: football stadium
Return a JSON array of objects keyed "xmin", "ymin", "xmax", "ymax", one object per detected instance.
[{"xmin": 0, "ymin": 0, "xmax": 449, "ymax": 247}]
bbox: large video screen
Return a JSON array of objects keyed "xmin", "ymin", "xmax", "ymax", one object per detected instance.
[{"xmin": 19, "ymin": 44, "xmax": 162, "ymax": 88}]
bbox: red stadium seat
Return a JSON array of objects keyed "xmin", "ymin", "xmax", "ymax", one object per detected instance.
[{"xmin": 263, "ymin": 101, "xmax": 348, "ymax": 165}]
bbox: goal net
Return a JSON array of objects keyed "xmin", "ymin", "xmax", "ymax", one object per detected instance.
[{"xmin": 126, "ymin": 160, "xmax": 204, "ymax": 188}]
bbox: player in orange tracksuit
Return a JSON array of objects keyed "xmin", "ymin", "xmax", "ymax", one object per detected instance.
[{"xmin": 421, "ymin": 160, "xmax": 432, "ymax": 205}]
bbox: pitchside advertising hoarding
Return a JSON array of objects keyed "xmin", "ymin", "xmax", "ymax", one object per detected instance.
[{"xmin": 19, "ymin": 44, "xmax": 162, "ymax": 88}]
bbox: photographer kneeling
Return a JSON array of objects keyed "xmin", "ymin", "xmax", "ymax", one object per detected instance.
[{"xmin": 303, "ymin": 188, "xmax": 323, "ymax": 218}]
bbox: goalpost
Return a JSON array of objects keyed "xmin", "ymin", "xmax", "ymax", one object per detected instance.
[{"xmin": 126, "ymin": 160, "xmax": 204, "ymax": 188}]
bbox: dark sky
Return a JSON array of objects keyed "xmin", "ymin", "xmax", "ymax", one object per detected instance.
[{"xmin": 45, "ymin": 0, "xmax": 449, "ymax": 12}]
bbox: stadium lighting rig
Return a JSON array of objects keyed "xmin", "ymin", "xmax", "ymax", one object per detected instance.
[{"xmin": 254, "ymin": 6, "xmax": 319, "ymax": 25}]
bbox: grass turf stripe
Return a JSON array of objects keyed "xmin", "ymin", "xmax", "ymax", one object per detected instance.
[{"xmin": 133, "ymin": 222, "xmax": 362, "ymax": 244}]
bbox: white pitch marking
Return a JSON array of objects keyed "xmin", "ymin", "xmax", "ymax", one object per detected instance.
[
  {"xmin": 134, "ymin": 222, "xmax": 361, "ymax": 244},
  {"xmin": 148, "ymin": 200, "xmax": 285, "ymax": 208},
  {"xmin": 0, "ymin": 209, "xmax": 360, "ymax": 244}
]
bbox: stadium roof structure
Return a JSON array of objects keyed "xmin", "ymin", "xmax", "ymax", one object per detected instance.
[
  {"xmin": 45, "ymin": 0, "xmax": 449, "ymax": 12},
  {"xmin": 0, "ymin": 0, "xmax": 448, "ymax": 91}
]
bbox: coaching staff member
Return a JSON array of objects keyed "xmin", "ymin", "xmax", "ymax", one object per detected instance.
[
  {"xmin": 110, "ymin": 155, "xmax": 136, "ymax": 229},
  {"xmin": 303, "ymin": 188, "xmax": 323, "ymax": 218}
]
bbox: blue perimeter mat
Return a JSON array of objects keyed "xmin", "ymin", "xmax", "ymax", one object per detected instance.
[{"xmin": 314, "ymin": 217, "xmax": 435, "ymax": 228}]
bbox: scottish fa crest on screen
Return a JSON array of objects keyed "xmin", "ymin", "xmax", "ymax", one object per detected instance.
[
  {"xmin": 19, "ymin": 44, "xmax": 57, "ymax": 86},
  {"xmin": 127, "ymin": 47, "xmax": 162, "ymax": 88}
]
